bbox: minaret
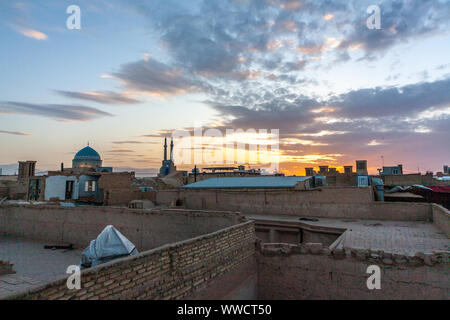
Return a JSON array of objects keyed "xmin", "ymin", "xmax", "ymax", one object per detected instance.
[
  {"xmin": 170, "ymin": 137, "xmax": 174, "ymax": 162},
  {"xmin": 164, "ymin": 137, "xmax": 167, "ymax": 161}
]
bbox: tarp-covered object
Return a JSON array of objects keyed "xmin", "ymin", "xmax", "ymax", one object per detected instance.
[
  {"xmin": 80, "ymin": 225, "xmax": 139, "ymax": 268},
  {"xmin": 425, "ymin": 186, "xmax": 450, "ymax": 193}
]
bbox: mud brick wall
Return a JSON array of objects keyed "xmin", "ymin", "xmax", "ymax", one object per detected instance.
[
  {"xmin": 8, "ymin": 221, "xmax": 256, "ymax": 300},
  {"xmin": 180, "ymin": 188, "xmax": 432, "ymax": 221},
  {"xmin": 381, "ymin": 174, "xmax": 450, "ymax": 187},
  {"xmin": 257, "ymin": 243, "xmax": 449, "ymax": 300},
  {"xmin": 0, "ymin": 205, "xmax": 244, "ymax": 250},
  {"xmin": 99, "ymin": 172, "xmax": 135, "ymax": 206}
]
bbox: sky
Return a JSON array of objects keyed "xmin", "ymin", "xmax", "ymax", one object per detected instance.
[{"xmin": 0, "ymin": 0, "xmax": 449, "ymax": 176}]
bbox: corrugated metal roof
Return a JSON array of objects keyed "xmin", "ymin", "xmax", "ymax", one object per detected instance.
[{"xmin": 183, "ymin": 176, "xmax": 312, "ymax": 189}]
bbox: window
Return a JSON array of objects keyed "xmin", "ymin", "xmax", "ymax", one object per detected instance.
[{"xmin": 85, "ymin": 180, "xmax": 96, "ymax": 192}]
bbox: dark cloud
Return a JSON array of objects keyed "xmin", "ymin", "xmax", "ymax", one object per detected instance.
[
  {"xmin": 113, "ymin": 57, "xmax": 207, "ymax": 95},
  {"xmin": 337, "ymin": 0, "xmax": 450, "ymax": 60},
  {"xmin": 70, "ymin": 0, "xmax": 448, "ymax": 108},
  {"xmin": 330, "ymin": 78, "xmax": 450, "ymax": 118},
  {"xmin": 56, "ymin": 90, "xmax": 142, "ymax": 105},
  {"xmin": 0, "ymin": 101, "xmax": 113, "ymax": 121},
  {"xmin": 203, "ymin": 77, "xmax": 450, "ymax": 165}
]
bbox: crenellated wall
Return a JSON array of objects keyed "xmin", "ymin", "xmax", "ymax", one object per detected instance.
[{"xmin": 257, "ymin": 243, "xmax": 449, "ymax": 300}]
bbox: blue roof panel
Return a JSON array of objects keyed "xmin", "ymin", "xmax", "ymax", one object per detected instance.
[{"xmin": 183, "ymin": 176, "xmax": 312, "ymax": 189}]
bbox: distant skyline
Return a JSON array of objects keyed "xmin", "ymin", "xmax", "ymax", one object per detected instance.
[{"xmin": 1, "ymin": 0, "xmax": 449, "ymax": 175}]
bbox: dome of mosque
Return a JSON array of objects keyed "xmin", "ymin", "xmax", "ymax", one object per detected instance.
[{"xmin": 73, "ymin": 146, "xmax": 101, "ymax": 161}]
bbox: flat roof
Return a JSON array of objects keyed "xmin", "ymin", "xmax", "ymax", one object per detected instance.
[
  {"xmin": 183, "ymin": 176, "xmax": 312, "ymax": 189},
  {"xmin": 0, "ymin": 236, "xmax": 82, "ymax": 298},
  {"xmin": 247, "ymin": 214, "xmax": 449, "ymax": 256}
]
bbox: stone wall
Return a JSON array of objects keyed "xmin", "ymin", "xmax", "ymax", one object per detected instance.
[
  {"xmin": 0, "ymin": 205, "xmax": 244, "ymax": 250},
  {"xmin": 8, "ymin": 221, "xmax": 256, "ymax": 300},
  {"xmin": 257, "ymin": 243, "xmax": 449, "ymax": 300}
]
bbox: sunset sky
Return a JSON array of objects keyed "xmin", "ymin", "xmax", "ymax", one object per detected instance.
[{"xmin": 1, "ymin": 0, "xmax": 449, "ymax": 176}]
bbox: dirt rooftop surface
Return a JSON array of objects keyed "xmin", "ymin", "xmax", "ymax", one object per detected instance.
[{"xmin": 0, "ymin": 236, "xmax": 83, "ymax": 298}]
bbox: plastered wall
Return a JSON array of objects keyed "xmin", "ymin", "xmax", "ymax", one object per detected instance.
[
  {"xmin": 0, "ymin": 205, "xmax": 244, "ymax": 250},
  {"xmin": 432, "ymin": 204, "xmax": 450, "ymax": 237},
  {"xmin": 178, "ymin": 188, "xmax": 432, "ymax": 221}
]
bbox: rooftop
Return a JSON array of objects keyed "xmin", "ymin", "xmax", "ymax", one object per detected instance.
[
  {"xmin": 0, "ymin": 236, "xmax": 82, "ymax": 298},
  {"xmin": 247, "ymin": 214, "xmax": 449, "ymax": 256},
  {"xmin": 183, "ymin": 176, "xmax": 312, "ymax": 189}
]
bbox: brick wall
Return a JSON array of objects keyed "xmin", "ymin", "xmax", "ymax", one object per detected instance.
[
  {"xmin": 257, "ymin": 243, "xmax": 449, "ymax": 300},
  {"xmin": 8, "ymin": 221, "xmax": 256, "ymax": 300},
  {"xmin": 99, "ymin": 172, "xmax": 136, "ymax": 206}
]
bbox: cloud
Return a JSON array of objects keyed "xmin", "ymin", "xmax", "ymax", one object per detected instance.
[
  {"xmin": 112, "ymin": 141, "xmax": 145, "ymax": 145},
  {"xmin": 70, "ymin": 0, "xmax": 449, "ymax": 104},
  {"xmin": 329, "ymin": 78, "xmax": 450, "ymax": 118},
  {"xmin": 337, "ymin": 0, "xmax": 450, "ymax": 60},
  {"xmin": 18, "ymin": 27, "xmax": 48, "ymax": 40},
  {"xmin": 196, "ymin": 76, "xmax": 450, "ymax": 171},
  {"xmin": 56, "ymin": 90, "xmax": 142, "ymax": 105},
  {"xmin": 113, "ymin": 57, "xmax": 206, "ymax": 96},
  {"xmin": 0, "ymin": 130, "xmax": 31, "ymax": 136},
  {"xmin": 0, "ymin": 101, "xmax": 113, "ymax": 121}
]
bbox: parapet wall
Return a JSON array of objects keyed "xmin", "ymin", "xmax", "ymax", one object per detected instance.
[
  {"xmin": 179, "ymin": 188, "xmax": 431, "ymax": 221},
  {"xmin": 8, "ymin": 221, "xmax": 256, "ymax": 300},
  {"xmin": 257, "ymin": 243, "xmax": 449, "ymax": 300},
  {"xmin": 432, "ymin": 204, "xmax": 450, "ymax": 237},
  {"xmin": 0, "ymin": 205, "xmax": 244, "ymax": 250},
  {"xmin": 382, "ymin": 174, "xmax": 449, "ymax": 186}
]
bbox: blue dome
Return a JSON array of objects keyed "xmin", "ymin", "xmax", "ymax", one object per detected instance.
[{"xmin": 73, "ymin": 146, "xmax": 101, "ymax": 161}]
